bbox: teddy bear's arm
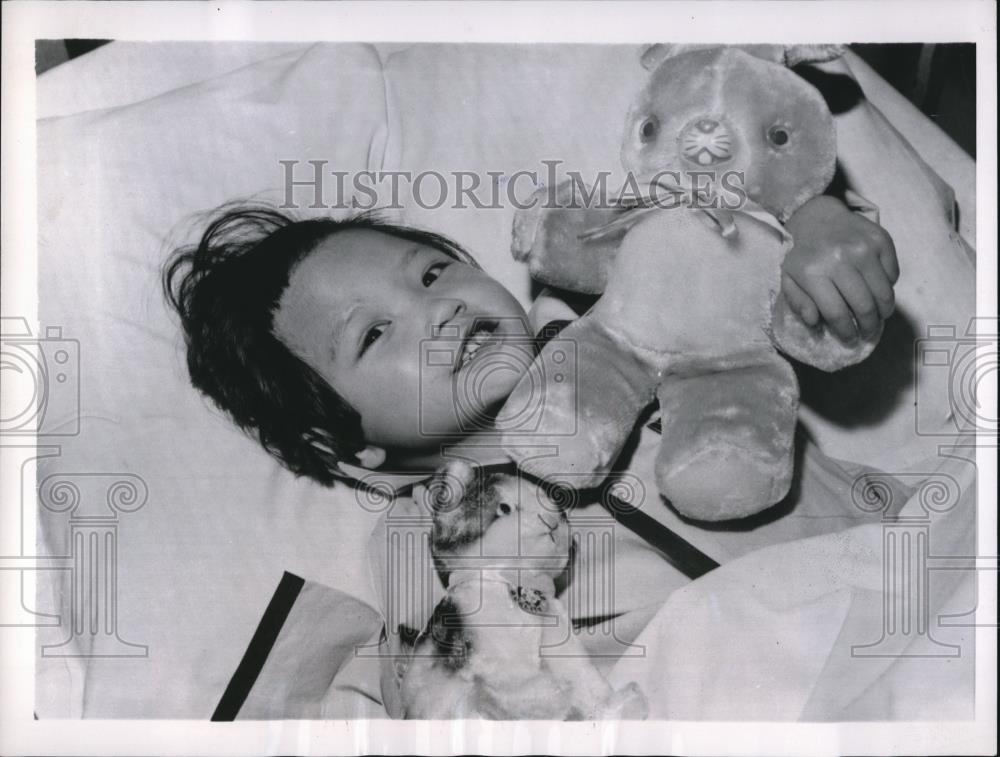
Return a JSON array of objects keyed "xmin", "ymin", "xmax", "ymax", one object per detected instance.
[
  {"xmin": 500, "ymin": 315, "xmax": 658, "ymax": 488},
  {"xmin": 512, "ymin": 180, "xmax": 629, "ymax": 294},
  {"xmin": 769, "ymin": 293, "xmax": 881, "ymax": 372}
]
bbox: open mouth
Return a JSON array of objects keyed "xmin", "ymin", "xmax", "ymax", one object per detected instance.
[{"xmin": 455, "ymin": 319, "xmax": 500, "ymax": 372}]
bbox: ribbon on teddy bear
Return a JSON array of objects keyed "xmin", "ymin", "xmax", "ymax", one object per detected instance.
[{"xmin": 577, "ymin": 173, "xmax": 792, "ymax": 246}]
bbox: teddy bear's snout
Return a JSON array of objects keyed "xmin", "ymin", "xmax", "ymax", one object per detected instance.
[{"xmin": 679, "ymin": 117, "xmax": 734, "ymax": 167}]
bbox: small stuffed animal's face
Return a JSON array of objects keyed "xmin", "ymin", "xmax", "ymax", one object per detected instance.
[
  {"xmin": 403, "ymin": 462, "xmax": 647, "ymax": 720},
  {"xmin": 417, "ymin": 461, "xmax": 570, "ymax": 583},
  {"xmin": 621, "ymin": 47, "xmax": 837, "ymax": 221}
]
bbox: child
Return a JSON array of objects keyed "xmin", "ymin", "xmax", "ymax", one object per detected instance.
[
  {"xmin": 164, "ymin": 195, "xmax": 897, "ymax": 483},
  {"xmin": 164, "ymin": 194, "xmax": 899, "ymax": 714}
]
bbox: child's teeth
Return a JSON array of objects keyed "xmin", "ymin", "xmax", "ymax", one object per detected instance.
[
  {"xmin": 460, "ymin": 328, "xmax": 493, "ymax": 368},
  {"xmin": 462, "ymin": 340, "xmax": 481, "ymax": 367}
]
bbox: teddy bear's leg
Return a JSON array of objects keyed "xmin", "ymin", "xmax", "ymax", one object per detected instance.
[
  {"xmin": 654, "ymin": 352, "xmax": 799, "ymax": 521},
  {"xmin": 513, "ymin": 180, "xmax": 629, "ymax": 294},
  {"xmin": 500, "ymin": 316, "xmax": 657, "ymax": 489}
]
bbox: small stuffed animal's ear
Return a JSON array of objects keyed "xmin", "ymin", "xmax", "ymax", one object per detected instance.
[
  {"xmin": 424, "ymin": 459, "xmax": 477, "ymax": 513},
  {"xmin": 783, "ymin": 44, "xmax": 847, "ymax": 67}
]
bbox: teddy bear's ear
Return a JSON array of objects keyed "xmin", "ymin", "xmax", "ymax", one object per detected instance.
[
  {"xmin": 640, "ymin": 44, "xmax": 670, "ymax": 71},
  {"xmin": 640, "ymin": 43, "xmax": 676, "ymax": 70},
  {"xmin": 641, "ymin": 43, "xmax": 845, "ymax": 71},
  {"xmin": 783, "ymin": 44, "xmax": 847, "ymax": 67},
  {"xmin": 641, "ymin": 43, "xmax": 731, "ymax": 69}
]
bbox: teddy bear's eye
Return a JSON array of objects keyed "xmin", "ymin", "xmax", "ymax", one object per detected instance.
[
  {"xmin": 767, "ymin": 126, "xmax": 791, "ymax": 147},
  {"xmin": 639, "ymin": 116, "xmax": 659, "ymax": 142},
  {"xmin": 496, "ymin": 502, "xmax": 512, "ymax": 516}
]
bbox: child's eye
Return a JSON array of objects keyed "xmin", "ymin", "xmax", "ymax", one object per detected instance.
[
  {"xmin": 422, "ymin": 261, "xmax": 449, "ymax": 287},
  {"xmin": 359, "ymin": 323, "xmax": 387, "ymax": 356}
]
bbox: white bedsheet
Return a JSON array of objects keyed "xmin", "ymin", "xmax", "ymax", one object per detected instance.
[
  {"xmin": 608, "ymin": 446, "xmax": 977, "ymax": 720},
  {"xmin": 32, "ymin": 42, "xmax": 978, "ymax": 720}
]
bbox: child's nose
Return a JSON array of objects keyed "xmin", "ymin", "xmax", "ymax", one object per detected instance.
[{"xmin": 428, "ymin": 298, "xmax": 465, "ymax": 335}]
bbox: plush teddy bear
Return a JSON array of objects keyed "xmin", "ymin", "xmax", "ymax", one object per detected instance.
[
  {"xmin": 398, "ymin": 460, "xmax": 648, "ymax": 720},
  {"xmin": 498, "ymin": 45, "xmax": 881, "ymax": 521}
]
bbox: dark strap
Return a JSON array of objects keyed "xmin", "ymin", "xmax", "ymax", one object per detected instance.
[
  {"xmin": 601, "ymin": 487, "xmax": 719, "ymax": 578},
  {"xmin": 534, "ymin": 319, "xmax": 574, "ymax": 352},
  {"xmin": 211, "ymin": 571, "xmax": 304, "ymax": 721}
]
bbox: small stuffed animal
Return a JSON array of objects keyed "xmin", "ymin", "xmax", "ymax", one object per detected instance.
[
  {"xmin": 398, "ymin": 460, "xmax": 648, "ymax": 720},
  {"xmin": 499, "ymin": 45, "xmax": 881, "ymax": 521}
]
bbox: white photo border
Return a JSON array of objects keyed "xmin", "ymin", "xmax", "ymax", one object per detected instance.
[{"xmin": 1, "ymin": 1, "xmax": 996, "ymax": 755}]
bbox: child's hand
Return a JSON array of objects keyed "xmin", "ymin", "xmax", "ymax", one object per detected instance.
[{"xmin": 781, "ymin": 195, "xmax": 899, "ymax": 342}]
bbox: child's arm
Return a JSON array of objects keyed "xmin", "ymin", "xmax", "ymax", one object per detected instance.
[
  {"xmin": 780, "ymin": 195, "xmax": 900, "ymax": 342},
  {"xmin": 528, "ymin": 194, "xmax": 900, "ymax": 343}
]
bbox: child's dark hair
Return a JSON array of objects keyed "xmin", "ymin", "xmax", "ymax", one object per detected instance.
[{"xmin": 163, "ymin": 202, "xmax": 477, "ymax": 485}]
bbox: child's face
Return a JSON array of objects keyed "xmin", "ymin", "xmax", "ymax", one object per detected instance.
[{"xmin": 273, "ymin": 229, "xmax": 533, "ymax": 464}]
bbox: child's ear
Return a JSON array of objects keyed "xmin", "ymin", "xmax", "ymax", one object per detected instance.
[
  {"xmin": 412, "ymin": 481, "xmax": 431, "ymax": 512},
  {"xmin": 354, "ymin": 444, "xmax": 387, "ymax": 469}
]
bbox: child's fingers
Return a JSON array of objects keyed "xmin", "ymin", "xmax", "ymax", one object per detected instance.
[
  {"xmin": 809, "ymin": 280, "xmax": 859, "ymax": 342},
  {"xmin": 834, "ymin": 267, "xmax": 880, "ymax": 338},
  {"xmin": 859, "ymin": 258, "xmax": 896, "ymax": 320},
  {"xmin": 781, "ymin": 273, "xmax": 820, "ymax": 326},
  {"xmin": 873, "ymin": 226, "xmax": 900, "ymax": 283}
]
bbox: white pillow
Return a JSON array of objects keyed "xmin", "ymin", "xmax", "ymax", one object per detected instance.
[
  {"xmin": 378, "ymin": 43, "xmax": 646, "ymax": 305},
  {"xmin": 36, "ymin": 42, "xmax": 391, "ymax": 718}
]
